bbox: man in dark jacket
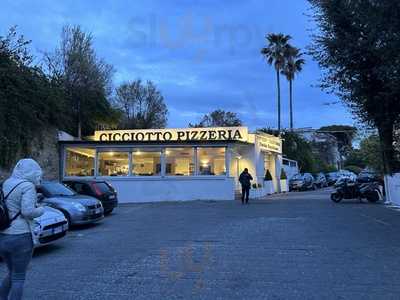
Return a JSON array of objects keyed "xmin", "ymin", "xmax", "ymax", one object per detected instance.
[{"xmin": 239, "ymin": 168, "xmax": 253, "ymax": 204}]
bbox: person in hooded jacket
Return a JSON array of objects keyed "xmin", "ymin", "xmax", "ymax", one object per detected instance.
[
  {"xmin": 0, "ymin": 159, "xmax": 44, "ymax": 300},
  {"xmin": 239, "ymin": 168, "xmax": 253, "ymax": 204}
]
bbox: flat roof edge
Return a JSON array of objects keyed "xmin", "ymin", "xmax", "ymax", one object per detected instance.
[{"xmin": 58, "ymin": 140, "xmax": 252, "ymax": 146}]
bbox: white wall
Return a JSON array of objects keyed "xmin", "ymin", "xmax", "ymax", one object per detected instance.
[
  {"xmin": 386, "ymin": 173, "xmax": 400, "ymax": 205},
  {"xmin": 107, "ymin": 177, "xmax": 236, "ymax": 203},
  {"xmin": 283, "ymin": 164, "xmax": 299, "ymax": 181}
]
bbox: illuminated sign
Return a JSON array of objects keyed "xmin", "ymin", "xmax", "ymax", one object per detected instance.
[
  {"xmin": 257, "ymin": 134, "xmax": 282, "ymax": 153},
  {"xmin": 94, "ymin": 127, "xmax": 249, "ymax": 143}
]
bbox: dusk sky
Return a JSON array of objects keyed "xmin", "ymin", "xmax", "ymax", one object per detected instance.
[{"xmin": 1, "ymin": 0, "xmax": 354, "ymax": 130}]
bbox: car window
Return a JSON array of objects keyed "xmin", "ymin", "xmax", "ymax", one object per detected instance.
[
  {"xmin": 74, "ymin": 183, "xmax": 84, "ymax": 193},
  {"xmin": 42, "ymin": 183, "xmax": 75, "ymax": 197},
  {"xmin": 94, "ymin": 182, "xmax": 112, "ymax": 193},
  {"xmin": 71, "ymin": 182, "xmax": 92, "ymax": 194}
]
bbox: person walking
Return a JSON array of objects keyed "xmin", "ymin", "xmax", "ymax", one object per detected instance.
[
  {"xmin": 239, "ymin": 168, "xmax": 253, "ymax": 204},
  {"xmin": 0, "ymin": 159, "xmax": 44, "ymax": 300}
]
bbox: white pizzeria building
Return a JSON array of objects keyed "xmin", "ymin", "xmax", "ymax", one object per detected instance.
[{"xmin": 59, "ymin": 127, "xmax": 284, "ymax": 203}]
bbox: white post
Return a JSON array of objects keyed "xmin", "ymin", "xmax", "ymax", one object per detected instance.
[
  {"xmin": 94, "ymin": 149, "xmax": 99, "ymax": 178},
  {"xmin": 384, "ymin": 175, "xmax": 392, "ymax": 205},
  {"xmin": 128, "ymin": 151, "xmax": 133, "ymax": 176},
  {"xmin": 194, "ymin": 147, "xmax": 198, "ymax": 176},
  {"xmin": 225, "ymin": 146, "xmax": 231, "ymax": 177},
  {"xmin": 160, "ymin": 149, "xmax": 166, "ymax": 177},
  {"xmin": 275, "ymin": 154, "xmax": 282, "ymax": 193}
]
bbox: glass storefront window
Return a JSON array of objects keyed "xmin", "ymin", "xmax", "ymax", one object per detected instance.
[
  {"xmin": 132, "ymin": 149, "xmax": 161, "ymax": 176},
  {"xmin": 98, "ymin": 151, "xmax": 129, "ymax": 176},
  {"xmin": 166, "ymin": 148, "xmax": 195, "ymax": 176},
  {"xmin": 65, "ymin": 147, "xmax": 95, "ymax": 177},
  {"xmin": 198, "ymin": 147, "xmax": 226, "ymax": 176}
]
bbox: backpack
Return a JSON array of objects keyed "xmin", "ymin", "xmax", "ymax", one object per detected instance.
[{"xmin": 0, "ymin": 181, "xmax": 29, "ymax": 231}]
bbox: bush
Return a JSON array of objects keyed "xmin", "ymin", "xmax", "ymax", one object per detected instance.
[
  {"xmin": 264, "ymin": 169, "xmax": 273, "ymax": 181},
  {"xmin": 280, "ymin": 169, "xmax": 287, "ymax": 180}
]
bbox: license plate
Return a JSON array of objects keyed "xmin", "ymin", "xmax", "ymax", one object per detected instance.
[
  {"xmin": 95, "ymin": 208, "xmax": 102, "ymax": 214},
  {"xmin": 109, "ymin": 195, "xmax": 115, "ymax": 200},
  {"xmin": 53, "ymin": 226, "xmax": 63, "ymax": 234}
]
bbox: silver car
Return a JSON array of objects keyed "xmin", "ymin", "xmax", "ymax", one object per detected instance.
[
  {"xmin": 37, "ymin": 182, "xmax": 104, "ymax": 226},
  {"xmin": 32, "ymin": 206, "xmax": 68, "ymax": 248}
]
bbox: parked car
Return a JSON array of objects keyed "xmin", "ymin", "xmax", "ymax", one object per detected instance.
[
  {"xmin": 326, "ymin": 172, "xmax": 340, "ymax": 186},
  {"xmin": 314, "ymin": 173, "xmax": 328, "ymax": 188},
  {"xmin": 32, "ymin": 206, "xmax": 68, "ymax": 248},
  {"xmin": 357, "ymin": 171, "xmax": 382, "ymax": 184},
  {"xmin": 37, "ymin": 182, "xmax": 104, "ymax": 226},
  {"xmin": 289, "ymin": 173, "xmax": 316, "ymax": 191},
  {"xmin": 338, "ymin": 170, "xmax": 357, "ymax": 181},
  {"xmin": 63, "ymin": 180, "xmax": 118, "ymax": 215},
  {"xmin": 334, "ymin": 175, "xmax": 356, "ymax": 187}
]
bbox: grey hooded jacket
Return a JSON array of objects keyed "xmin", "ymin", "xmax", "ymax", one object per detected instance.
[{"xmin": 1, "ymin": 159, "xmax": 44, "ymax": 235}]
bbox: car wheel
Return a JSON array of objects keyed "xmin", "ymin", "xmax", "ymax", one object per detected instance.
[
  {"xmin": 366, "ymin": 192, "xmax": 379, "ymax": 203},
  {"xmin": 331, "ymin": 193, "xmax": 343, "ymax": 203},
  {"xmin": 104, "ymin": 209, "xmax": 114, "ymax": 216},
  {"xmin": 61, "ymin": 211, "xmax": 72, "ymax": 227}
]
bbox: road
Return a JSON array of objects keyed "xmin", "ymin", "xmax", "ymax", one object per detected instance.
[{"xmin": 2, "ymin": 189, "xmax": 400, "ymax": 300}]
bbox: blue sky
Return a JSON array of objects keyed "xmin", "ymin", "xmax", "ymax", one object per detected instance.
[{"xmin": 1, "ymin": 0, "xmax": 354, "ymax": 130}]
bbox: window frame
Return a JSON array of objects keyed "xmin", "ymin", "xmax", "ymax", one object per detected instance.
[
  {"xmin": 131, "ymin": 148, "xmax": 163, "ymax": 177},
  {"xmin": 63, "ymin": 145, "xmax": 230, "ymax": 179},
  {"xmin": 64, "ymin": 147, "xmax": 96, "ymax": 178},
  {"xmin": 164, "ymin": 147, "xmax": 196, "ymax": 177},
  {"xmin": 196, "ymin": 146, "xmax": 227, "ymax": 176},
  {"xmin": 97, "ymin": 149, "xmax": 130, "ymax": 177}
]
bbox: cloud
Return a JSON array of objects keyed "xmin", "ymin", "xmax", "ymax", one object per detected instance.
[{"xmin": 0, "ymin": 0, "xmax": 355, "ymax": 130}]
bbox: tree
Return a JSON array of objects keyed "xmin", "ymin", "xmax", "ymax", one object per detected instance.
[
  {"xmin": 308, "ymin": 1, "xmax": 400, "ymax": 174},
  {"xmin": 0, "ymin": 27, "xmax": 66, "ymax": 168},
  {"xmin": 44, "ymin": 25, "xmax": 116, "ymax": 138},
  {"xmin": 114, "ymin": 80, "xmax": 168, "ymax": 129},
  {"xmin": 261, "ymin": 33, "xmax": 291, "ymax": 132},
  {"xmin": 359, "ymin": 135, "xmax": 384, "ymax": 174},
  {"xmin": 344, "ymin": 149, "xmax": 365, "ymax": 169},
  {"xmin": 281, "ymin": 131, "xmax": 316, "ymax": 173},
  {"xmin": 0, "ymin": 26, "xmax": 32, "ymax": 66},
  {"xmin": 189, "ymin": 109, "xmax": 242, "ymax": 128},
  {"xmin": 345, "ymin": 134, "xmax": 383, "ymax": 174},
  {"xmin": 282, "ymin": 46, "xmax": 305, "ymax": 130}
]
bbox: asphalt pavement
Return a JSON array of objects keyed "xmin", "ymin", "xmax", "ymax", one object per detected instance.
[{"xmin": 2, "ymin": 188, "xmax": 400, "ymax": 300}]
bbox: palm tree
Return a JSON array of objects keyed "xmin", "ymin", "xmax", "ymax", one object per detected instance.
[
  {"xmin": 261, "ymin": 33, "xmax": 292, "ymax": 133},
  {"xmin": 282, "ymin": 46, "xmax": 305, "ymax": 131}
]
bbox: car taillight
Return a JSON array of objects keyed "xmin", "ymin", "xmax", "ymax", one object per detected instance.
[{"xmin": 91, "ymin": 183, "xmax": 102, "ymax": 197}]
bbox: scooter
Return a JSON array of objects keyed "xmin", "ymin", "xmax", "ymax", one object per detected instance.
[{"xmin": 330, "ymin": 179, "xmax": 382, "ymax": 203}]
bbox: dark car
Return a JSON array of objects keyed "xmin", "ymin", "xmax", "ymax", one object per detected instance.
[
  {"xmin": 314, "ymin": 173, "xmax": 328, "ymax": 188},
  {"xmin": 63, "ymin": 180, "xmax": 118, "ymax": 215},
  {"xmin": 289, "ymin": 173, "xmax": 315, "ymax": 191},
  {"xmin": 326, "ymin": 172, "xmax": 339, "ymax": 186}
]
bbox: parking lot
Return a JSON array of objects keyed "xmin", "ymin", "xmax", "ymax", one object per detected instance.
[{"xmin": 3, "ymin": 189, "xmax": 400, "ymax": 299}]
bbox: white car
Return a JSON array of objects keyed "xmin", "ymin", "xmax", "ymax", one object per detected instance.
[{"xmin": 32, "ymin": 206, "xmax": 68, "ymax": 248}]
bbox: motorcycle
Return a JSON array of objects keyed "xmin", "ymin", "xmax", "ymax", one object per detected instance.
[{"xmin": 330, "ymin": 178, "xmax": 382, "ymax": 203}]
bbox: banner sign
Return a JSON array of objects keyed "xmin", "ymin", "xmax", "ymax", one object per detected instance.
[
  {"xmin": 256, "ymin": 134, "xmax": 282, "ymax": 153},
  {"xmin": 94, "ymin": 127, "xmax": 249, "ymax": 143}
]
